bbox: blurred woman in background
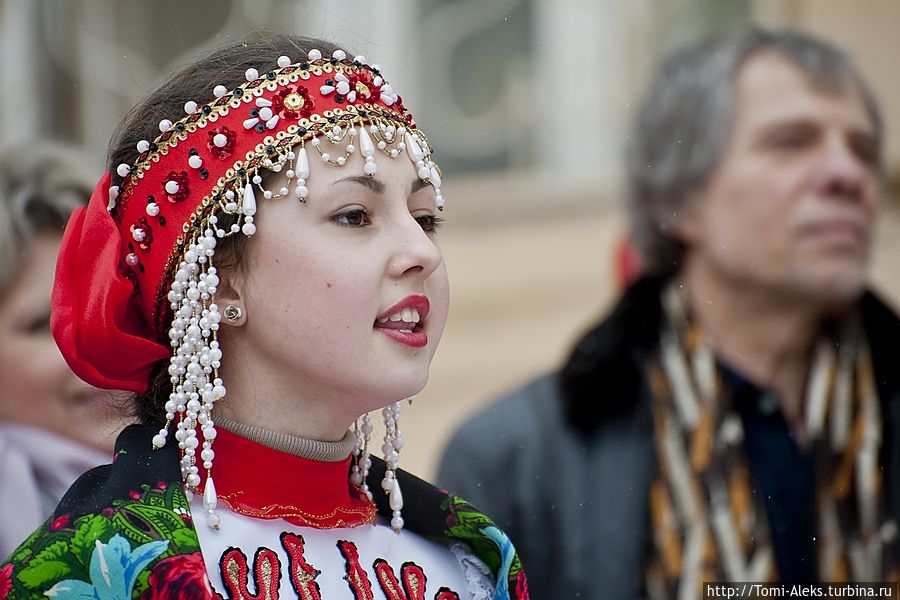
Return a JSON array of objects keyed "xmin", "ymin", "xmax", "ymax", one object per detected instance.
[{"xmin": 0, "ymin": 144, "xmax": 130, "ymax": 559}]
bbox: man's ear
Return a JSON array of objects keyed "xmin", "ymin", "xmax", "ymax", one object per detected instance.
[
  {"xmin": 670, "ymin": 193, "xmax": 704, "ymax": 246},
  {"xmin": 216, "ymin": 271, "xmax": 247, "ymax": 327}
]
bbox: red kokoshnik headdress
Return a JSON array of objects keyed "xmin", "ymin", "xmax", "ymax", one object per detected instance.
[{"xmin": 51, "ymin": 48, "xmax": 442, "ymax": 531}]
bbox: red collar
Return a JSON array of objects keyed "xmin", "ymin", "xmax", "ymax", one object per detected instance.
[{"xmin": 199, "ymin": 426, "xmax": 375, "ymax": 529}]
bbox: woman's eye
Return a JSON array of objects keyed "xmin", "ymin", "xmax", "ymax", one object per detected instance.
[
  {"xmin": 416, "ymin": 214, "xmax": 444, "ymax": 233},
  {"xmin": 22, "ymin": 313, "xmax": 52, "ymax": 335},
  {"xmin": 334, "ymin": 209, "xmax": 370, "ymax": 228}
]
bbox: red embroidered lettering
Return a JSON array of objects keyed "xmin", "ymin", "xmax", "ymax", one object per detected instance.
[
  {"xmin": 338, "ymin": 540, "xmax": 375, "ymax": 600},
  {"xmin": 434, "ymin": 588, "xmax": 461, "ymax": 600},
  {"xmin": 373, "ymin": 559, "xmax": 427, "ymax": 600},
  {"xmin": 280, "ymin": 532, "xmax": 322, "ymax": 600},
  {"xmin": 219, "ymin": 546, "xmax": 281, "ymax": 600}
]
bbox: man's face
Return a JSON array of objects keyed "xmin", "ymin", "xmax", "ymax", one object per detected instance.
[{"xmin": 681, "ymin": 51, "xmax": 879, "ymax": 304}]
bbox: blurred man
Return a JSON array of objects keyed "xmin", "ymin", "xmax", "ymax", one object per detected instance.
[{"xmin": 439, "ymin": 27, "xmax": 900, "ymax": 598}]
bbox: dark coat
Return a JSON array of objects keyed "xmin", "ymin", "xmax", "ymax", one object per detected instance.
[{"xmin": 438, "ymin": 276, "xmax": 900, "ymax": 600}]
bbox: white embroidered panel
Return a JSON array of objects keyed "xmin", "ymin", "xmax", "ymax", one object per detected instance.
[{"xmin": 192, "ymin": 496, "xmax": 474, "ymax": 599}]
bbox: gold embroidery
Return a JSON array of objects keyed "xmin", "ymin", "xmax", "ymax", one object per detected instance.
[
  {"xmin": 284, "ymin": 93, "xmax": 305, "ymax": 111},
  {"xmin": 225, "ymin": 557, "xmax": 240, "ymax": 586},
  {"xmin": 260, "ymin": 558, "xmax": 274, "ymax": 600},
  {"xmin": 217, "ymin": 493, "xmax": 377, "ymax": 529}
]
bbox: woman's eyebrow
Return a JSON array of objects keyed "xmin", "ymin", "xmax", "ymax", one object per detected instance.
[
  {"xmin": 333, "ymin": 174, "xmax": 385, "ymax": 194},
  {"xmin": 410, "ymin": 178, "xmax": 430, "ymax": 195},
  {"xmin": 332, "ymin": 175, "xmax": 431, "ymax": 197}
]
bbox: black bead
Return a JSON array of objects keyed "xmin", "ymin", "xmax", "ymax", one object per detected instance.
[
  {"xmin": 237, "ymin": 168, "xmax": 246, "ymax": 177},
  {"xmin": 266, "ymin": 145, "xmax": 275, "ymax": 154},
  {"xmin": 175, "ymin": 123, "xmax": 185, "ymax": 132},
  {"xmin": 329, "ymin": 58, "xmax": 338, "ymax": 65},
  {"xmin": 200, "ymin": 169, "xmax": 209, "ymax": 179},
  {"xmin": 299, "ymin": 62, "xmax": 309, "ymax": 70},
  {"xmin": 149, "ymin": 143, "xmax": 158, "ymax": 151},
  {"xmin": 255, "ymin": 123, "xmax": 266, "ymax": 133},
  {"xmin": 232, "ymin": 88, "xmax": 243, "ymax": 98},
  {"xmin": 325, "ymin": 79, "xmax": 334, "ymax": 86},
  {"xmin": 147, "ymin": 195, "xmax": 155, "ymax": 203},
  {"xmin": 327, "ymin": 116, "xmax": 338, "ymax": 123},
  {"xmin": 128, "ymin": 242, "xmax": 135, "ymax": 252},
  {"xmin": 334, "ymin": 94, "xmax": 345, "ymax": 104},
  {"xmin": 159, "ymin": 216, "xmax": 167, "ymax": 226},
  {"xmin": 202, "ymin": 106, "xmax": 212, "ymax": 115},
  {"xmin": 266, "ymin": 72, "xmax": 276, "ymax": 80},
  {"xmin": 297, "ymin": 126, "xmax": 307, "ymax": 136},
  {"xmin": 249, "ymin": 108, "xmax": 259, "ymax": 118},
  {"xmin": 138, "ymin": 264, "xmax": 145, "ymax": 273},
  {"xmin": 358, "ymin": 110, "xmax": 368, "ymax": 117}
]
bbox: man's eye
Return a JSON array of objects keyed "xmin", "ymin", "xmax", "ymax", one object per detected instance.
[{"xmin": 334, "ymin": 209, "xmax": 370, "ymax": 228}]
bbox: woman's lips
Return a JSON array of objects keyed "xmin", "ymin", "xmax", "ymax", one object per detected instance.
[
  {"xmin": 374, "ymin": 295, "xmax": 429, "ymax": 348},
  {"xmin": 374, "ymin": 324, "xmax": 428, "ymax": 348}
]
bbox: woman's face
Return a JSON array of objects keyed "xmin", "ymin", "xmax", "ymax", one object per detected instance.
[
  {"xmin": 0, "ymin": 233, "xmax": 129, "ymax": 452},
  {"xmin": 220, "ymin": 137, "xmax": 450, "ymax": 434}
]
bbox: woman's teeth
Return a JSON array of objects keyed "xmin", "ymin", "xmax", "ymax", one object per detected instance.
[{"xmin": 377, "ymin": 308, "xmax": 421, "ymax": 329}]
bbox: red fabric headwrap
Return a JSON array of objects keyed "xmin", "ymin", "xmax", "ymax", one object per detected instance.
[{"xmin": 51, "ymin": 173, "xmax": 171, "ymax": 392}]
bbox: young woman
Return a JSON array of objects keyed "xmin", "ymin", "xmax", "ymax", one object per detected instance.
[{"xmin": 0, "ymin": 34, "xmax": 528, "ymax": 600}]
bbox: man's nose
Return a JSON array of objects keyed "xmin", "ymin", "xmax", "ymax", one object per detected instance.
[{"xmin": 816, "ymin": 134, "xmax": 871, "ymax": 203}]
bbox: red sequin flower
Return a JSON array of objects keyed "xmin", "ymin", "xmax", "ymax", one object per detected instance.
[
  {"xmin": 272, "ymin": 84, "xmax": 314, "ymax": 120},
  {"xmin": 140, "ymin": 552, "xmax": 213, "ymax": 600},
  {"xmin": 346, "ymin": 71, "xmax": 381, "ymax": 103},
  {"xmin": 207, "ymin": 126, "xmax": 237, "ymax": 159},
  {"xmin": 130, "ymin": 217, "xmax": 154, "ymax": 252},
  {"xmin": 164, "ymin": 171, "xmax": 190, "ymax": 203}
]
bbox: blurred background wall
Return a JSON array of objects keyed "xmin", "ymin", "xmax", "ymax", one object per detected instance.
[{"xmin": 2, "ymin": 0, "xmax": 898, "ymax": 477}]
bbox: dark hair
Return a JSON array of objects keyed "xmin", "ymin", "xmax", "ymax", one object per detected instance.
[
  {"xmin": 626, "ymin": 26, "xmax": 883, "ymax": 276},
  {"xmin": 121, "ymin": 33, "xmax": 346, "ymax": 424}
]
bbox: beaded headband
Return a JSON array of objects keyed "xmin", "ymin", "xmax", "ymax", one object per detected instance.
[
  {"xmin": 51, "ymin": 47, "xmax": 442, "ymax": 531},
  {"xmin": 110, "ymin": 48, "xmax": 443, "ymax": 333}
]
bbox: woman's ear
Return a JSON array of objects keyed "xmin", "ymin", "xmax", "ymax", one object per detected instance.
[{"xmin": 216, "ymin": 272, "xmax": 247, "ymax": 327}]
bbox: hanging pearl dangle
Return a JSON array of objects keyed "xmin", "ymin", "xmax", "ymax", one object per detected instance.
[
  {"xmin": 351, "ymin": 413, "xmax": 374, "ymax": 501},
  {"xmin": 381, "ymin": 400, "xmax": 406, "ymax": 532}
]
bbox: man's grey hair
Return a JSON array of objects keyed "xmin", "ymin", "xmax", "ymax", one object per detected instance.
[
  {"xmin": 0, "ymin": 143, "xmax": 92, "ymax": 291},
  {"xmin": 626, "ymin": 26, "xmax": 883, "ymax": 275}
]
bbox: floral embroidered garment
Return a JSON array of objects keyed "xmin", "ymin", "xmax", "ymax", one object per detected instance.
[{"xmin": 0, "ymin": 423, "xmax": 529, "ymax": 600}]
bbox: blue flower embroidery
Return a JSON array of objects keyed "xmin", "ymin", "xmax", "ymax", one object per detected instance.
[
  {"xmin": 481, "ymin": 526, "xmax": 515, "ymax": 600},
  {"xmin": 44, "ymin": 534, "xmax": 168, "ymax": 599}
]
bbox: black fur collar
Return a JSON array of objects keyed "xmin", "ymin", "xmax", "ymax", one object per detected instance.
[{"xmin": 559, "ymin": 275, "xmax": 900, "ymax": 437}]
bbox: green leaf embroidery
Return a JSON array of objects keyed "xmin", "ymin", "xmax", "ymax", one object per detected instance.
[
  {"xmin": 170, "ymin": 528, "xmax": 201, "ymax": 552},
  {"xmin": 15, "ymin": 559, "xmax": 71, "ymax": 590},
  {"xmin": 71, "ymin": 515, "xmax": 116, "ymax": 569}
]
